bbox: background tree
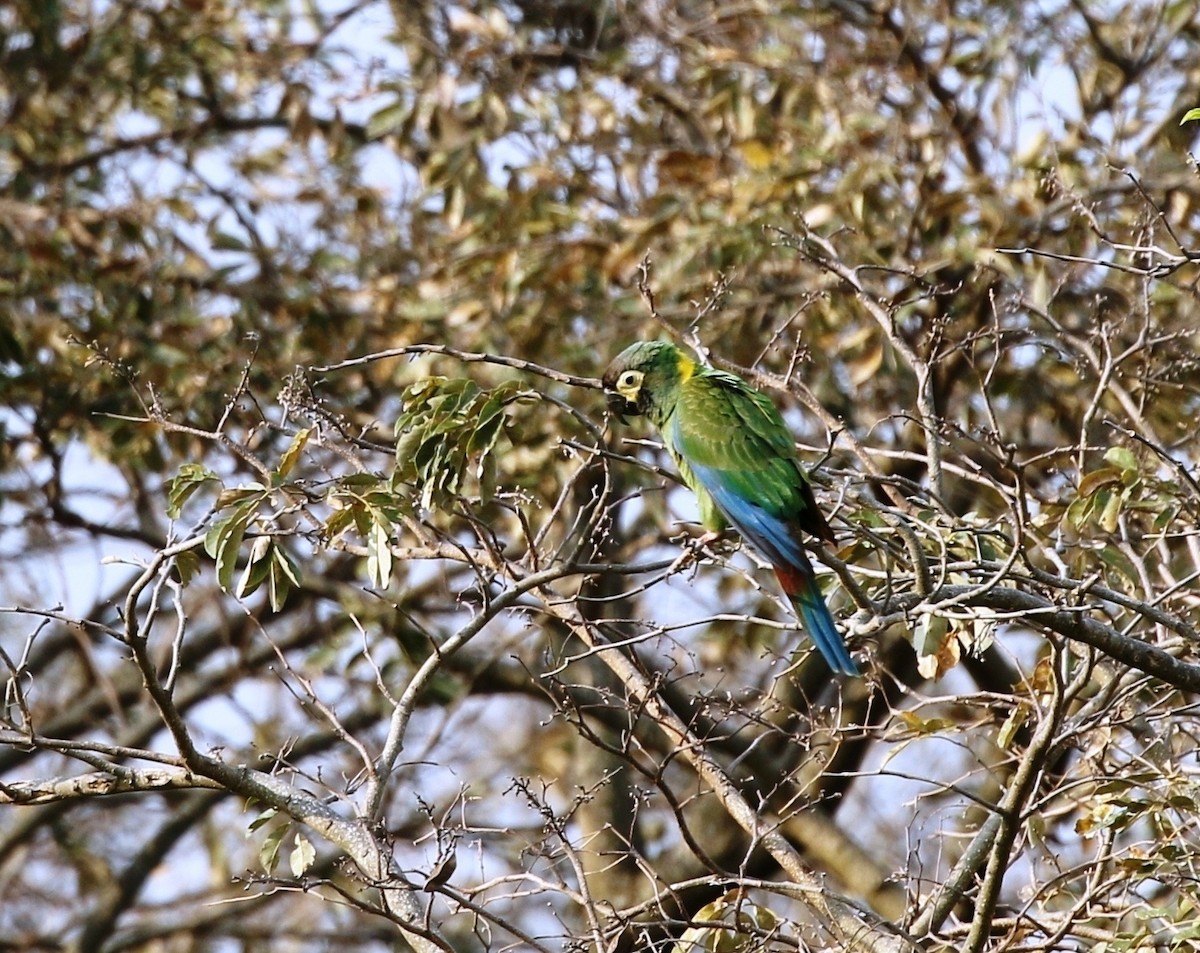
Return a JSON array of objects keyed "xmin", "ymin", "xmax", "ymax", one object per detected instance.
[{"xmin": 4, "ymin": 0, "xmax": 1200, "ymax": 950}]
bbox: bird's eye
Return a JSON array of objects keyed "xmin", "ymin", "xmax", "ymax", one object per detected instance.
[{"xmin": 618, "ymin": 370, "xmax": 642, "ymax": 390}]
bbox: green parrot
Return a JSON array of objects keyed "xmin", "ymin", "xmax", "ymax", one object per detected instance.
[{"xmin": 603, "ymin": 340, "xmax": 859, "ymax": 676}]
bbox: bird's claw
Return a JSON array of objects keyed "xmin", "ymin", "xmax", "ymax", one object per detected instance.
[
  {"xmin": 667, "ymin": 529, "xmax": 735, "ymax": 576},
  {"xmin": 694, "ymin": 530, "xmax": 731, "ymax": 549}
]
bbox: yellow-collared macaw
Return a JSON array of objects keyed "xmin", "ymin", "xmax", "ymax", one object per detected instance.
[{"xmin": 603, "ymin": 340, "xmax": 858, "ymax": 675}]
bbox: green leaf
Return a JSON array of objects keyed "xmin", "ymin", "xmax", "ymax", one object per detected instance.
[
  {"xmin": 478, "ymin": 450, "xmax": 498, "ymax": 506},
  {"xmin": 203, "ymin": 517, "xmax": 229, "ymax": 560},
  {"xmin": 1096, "ymin": 544, "xmax": 1138, "ymax": 584},
  {"xmin": 211, "ymin": 231, "xmax": 249, "ymax": 251},
  {"xmin": 1098, "ymin": 487, "xmax": 1122, "ymax": 533},
  {"xmin": 174, "ymin": 549, "xmax": 201, "ymax": 587},
  {"xmin": 1153, "ymin": 502, "xmax": 1179, "ymax": 532},
  {"xmin": 895, "ymin": 710, "xmax": 955, "ymax": 736},
  {"xmin": 366, "ymin": 99, "xmax": 409, "ymax": 140},
  {"xmin": 235, "ymin": 535, "xmax": 273, "ymax": 599},
  {"xmin": 912, "ymin": 613, "xmax": 950, "ymax": 657},
  {"xmin": 205, "ymin": 502, "xmax": 255, "ymax": 592},
  {"xmin": 997, "ymin": 701, "xmax": 1030, "ymax": 750},
  {"xmin": 260, "ymin": 825, "xmax": 286, "ymax": 873},
  {"xmin": 1077, "ymin": 466, "xmax": 1122, "ymax": 498},
  {"xmin": 670, "ymin": 891, "xmax": 774, "ymax": 953},
  {"xmin": 277, "ymin": 427, "xmax": 311, "ymax": 478},
  {"xmin": 215, "ymin": 483, "xmax": 267, "ymax": 509},
  {"xmin": 322, "ymin": 504, "xmax": 356, "ymax": 542},
  {"xmin": 1103, "ymin": 446, "xmax": 1138, "ymax": 474},
  {"xmin": 339, "ymin": 472, "xmax": 387, "ymax": 488},
  {"xmin": 273, "ymin": 543, "xmax": 301, "ymax": 587},
  {"xmin": 1181, "ymin": 106, "xmax": 1200, "ymax": 125},
  {"xmin": 289, "ymin": 832, "xmax": 316, "ymax": 877},
  {"xmin": 246, "ymin": 808, "xmax": 278, "ymax": 834},
  {"xmin": 268, "ymin": 545, "xmax": 301, "ymax": 610},
  {"xmin": 267, "ymin": 563, "xmax": 287, "ymax": 610},
  {"xmin": 167, "ymin": 464, "xmax": 219, "ymax": 519},
  {"xmin": 367, "ymin": 516, "xmax": 393, "ymax": 587},
  {"xmin": 1065, "ymin": 493, "xmax": 1095, "ymax": 532},
  {"xmin": 392, "ymin": 376, "xmax": 515, "ymax": 511}
]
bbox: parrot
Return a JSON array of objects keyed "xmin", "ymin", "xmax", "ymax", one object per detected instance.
[{"xmin": 602, "ymin": 340, "xmax": 859, "ymax": 676}]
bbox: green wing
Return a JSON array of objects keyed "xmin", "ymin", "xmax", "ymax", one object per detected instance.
[
  {"xmin": 659, "ymin": 364, "xmax": 857, "ymax": 675},
  {"xmin": 666, "ymin": 369, "xmax": 829, "ymax": 540}
]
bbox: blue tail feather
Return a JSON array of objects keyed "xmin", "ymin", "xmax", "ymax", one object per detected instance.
[
  {"xmin": 791, "ymin": 576, "xmax": 859, "ymax": 676},
  {"xmin": 684, "ymin": 456, "xmax": 859, "ymax": 674}
]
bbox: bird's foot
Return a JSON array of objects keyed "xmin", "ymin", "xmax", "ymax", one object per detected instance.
[
  {"xmin": 667, "ymin": 528, "xmax": 736, "ymax": 576},
  {"xmin": 694, "ymin": 529, "xmax": 733, "ymax": 549}
]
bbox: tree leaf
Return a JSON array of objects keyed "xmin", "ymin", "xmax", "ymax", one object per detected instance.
[
  {"xmin": 277, "ymin": 427, "xmax": 311, "ymax": 479},
  {"xmin": 235, "ymin": 535, "xmax": 273, "ymax": 599},
  {"xmin": 211, "ymin": 231, "xmax": 249, "ymax": 252},
  {"xmin": 366, "ymin": 99, "xmax": 409, "ymax": 140},
  {"xmin": 174, "ymin": 549, "xmax": 201, "ymax": 587},
  {"xmin": 289, "ymin": 832, "xmax": 316, "ymax": 877},
  {"xmin": 259, "ymin": 825, "xmax": 286, "ymax": 873},
  {"xmin": 268, "ymin": 545, "xmax": 301, "ymax": 610},
  {"xmin": 997, "ymin": 701, "xmax": 1031, "ymax": 750},
  {"xmin": 367, "ymin": 515, "xmax": 393, "ymax": 587},
  {"xmin": 246, "ymin": 808, "xmax": 278, "ymax": 834},
  {"xmin": 205, "ymin": 503, "xmax": 255, "ymax": 593},
  {"xmin": 167, "ymin": 464, "xmax": 219, "ymax": 519},
  {"xmin": 1077, "ymin": 467, "xmax": 1123, "ymax": 498}
]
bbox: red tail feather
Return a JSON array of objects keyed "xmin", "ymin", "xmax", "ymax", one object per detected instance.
[
  {"xmin": 773, "ymin": 562, "xmax": 805, "ymax": 596},
  {"xmin": 772, "ymin": 561, "xmax": 859, "ymax": 675}
]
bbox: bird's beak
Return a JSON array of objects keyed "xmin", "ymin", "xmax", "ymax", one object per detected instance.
[{"xmin": 605, "ymin": 391, "xmax": 636, "ymax": 422}]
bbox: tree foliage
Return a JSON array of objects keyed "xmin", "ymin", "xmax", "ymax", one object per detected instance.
[{"xmin": 5, "ymin": 1, "xmax": 1200, "ymax": 951}]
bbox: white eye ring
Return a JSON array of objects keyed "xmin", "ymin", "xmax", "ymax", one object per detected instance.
[{"xmin": 618, "ymin": 370, "xmax": 642, "ymax": 389}]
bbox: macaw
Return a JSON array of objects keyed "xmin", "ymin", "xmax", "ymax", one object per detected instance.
[{"xmin": 603, "ymin": 340, "xmax": 859, "ymax": 676}]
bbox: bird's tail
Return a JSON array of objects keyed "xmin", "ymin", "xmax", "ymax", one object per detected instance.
[{"xmin": 774, "ymin": 564, "xmax": 859, "ymax": 676}]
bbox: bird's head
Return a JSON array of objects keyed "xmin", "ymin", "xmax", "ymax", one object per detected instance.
[{"xmin": 602, "ymin": 341, "xmax": 693, "ymax": 424}]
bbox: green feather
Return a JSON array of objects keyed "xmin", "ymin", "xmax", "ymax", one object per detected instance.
[
  {"xmin": 604, "ymin": 340, "xmax": 857, "ymax": 675},
  {"xmin": 673, "ymin": 364, "xmax": 831, "ymax": 540}
]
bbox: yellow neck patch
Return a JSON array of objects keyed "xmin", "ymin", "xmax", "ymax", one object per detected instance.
[{"xmin": 675, "ymin": 351, "xmax": 696, "ymax": 382}]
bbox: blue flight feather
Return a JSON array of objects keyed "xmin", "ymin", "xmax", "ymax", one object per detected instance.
[
  {"xmin": 687, "ymin": 458, "xmax": 860, "ymax": 676},
  {"xmin": 790, "ymin": 572, "xmax": 859, "ymax": 676}
]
